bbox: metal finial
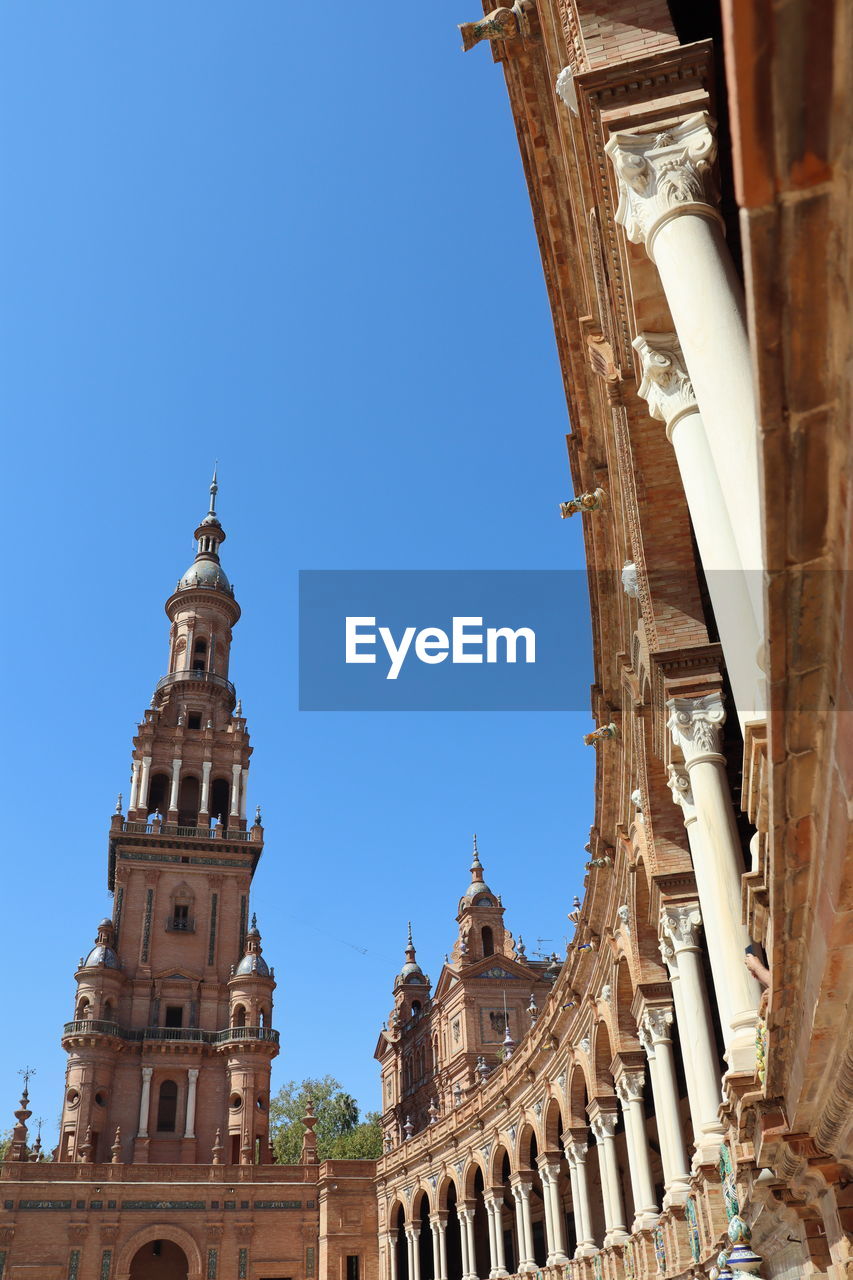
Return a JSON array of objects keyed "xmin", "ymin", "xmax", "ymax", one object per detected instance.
[
  {"xmin": 115, "ymin": 793, "xmax": 123, "ymax": 814},
  {"xmin": 251, "ymin": 912, "xmax": 258, "ymax": 931},
  {"xmin": 472, "ymin": 833, "xmax": 480, "ymax": 861},
  {"xmin": 209, "ymin": 462, "xmax": 219, "ymax": 515},
  {"xmin": 407, "ymin": 921, "xmax": 414, "ymax": 949},
  {"xmin": 18, "ymin": 1066, "xmax": 35, "ymax": 1094},
  {"xmin": 254, "ymin": 804, "xmax": 262, "ymax": 826}
]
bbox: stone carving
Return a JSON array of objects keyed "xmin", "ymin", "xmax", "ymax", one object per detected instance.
[
  {"xmin": 667, "ymin": 692, "xmax": 726, "ymax": 761},
  {"xmin": 560, "ymin": 486, "xmax": 606, "ymax": 518},
  {"xmin": 666, "ymin": 763, "xmax": 695, "ymax": 813},
  {"xmin": 633, "ymin": 333, "xmax": 698, "ymax": 438},
  {"xmin": 617, "ymin": 904, "xmax": 630, "ymax": 931},
  {"xmin": 563, "ymin": 1138, "xmax": 588, "ymax": 1164},
  {"xmin": 577, "ymin": 1035, "xmax": 591, "ymax": 1056},
  {"xmin": 458, "ymin": 2, "xmax": 525, "ymax": 51},
  {"xmin": 621, "ymin": 561, "xmax": 640, "ymax": 598},
  {"xmin": 643, "ymin": 1007, "xmax": 674, "ymax": 1041},
  {"xmin": 600, "ymin": 983, "xmax": 612, "ymax": 1003},
  {"xmin": 617, "ymin": 1071, "xmax": 645, "ymax": 1103},
  {"xmin": 605, "ymin": 113, "xmax": 720, "ymax": 258},
  {"xmin": 591, "ymin": 1112, "xmax": 617, "ymax": 1140},
  {"xmin": 555, "ymin": 66, "xmax": 577, "ymax": 114},
  {"xmin": 661, "ymin": 903, "xmax": 702, "ymax": 948}
]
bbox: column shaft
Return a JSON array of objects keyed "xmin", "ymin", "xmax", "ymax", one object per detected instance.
[{"xmin": 138, "ymin": 1066, "xmax": 152, "ymax": 1137}]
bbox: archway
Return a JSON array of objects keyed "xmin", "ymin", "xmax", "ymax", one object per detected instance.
[
  {"xmin": 115, "ymin": 1225, "xmax": 202, "ymax": 1280},
  {"xmin": 130, "ymin": 1241, "xmax": 188, "ymax": 1280},
  {"xmin": 394, "ymin": 1203, "xmax": 409, "ymax": 1280}
]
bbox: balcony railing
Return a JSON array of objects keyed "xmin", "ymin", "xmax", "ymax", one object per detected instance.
[
  {"xmin": 165, "ymin": 915, "xmax": 196, "ymax": 932},
  {"xmin": 120, "ymin": 820, "xmax": 252, "ymax": 842},
  {"xmin": 62, "ymin": 1020, "xmax": 279, "ymax": 1047},
  {"xmin": 213, "ymin": 1026, "xmax": 279, "ymax": 1045},
  {"xmin": 153, "ymin": 669, "xmax": 235, "ymax": 699}
]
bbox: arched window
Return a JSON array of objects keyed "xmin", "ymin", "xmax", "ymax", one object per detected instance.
[
  {"xmin": 192, "ymin": 637, "xmax": 207, "ymax": 673},
  {"xmin": 232, "ymin": 1004, "xmax": 246, "ymax": 1028},
  {"xmin": 211, "ymin": 778, "xmax": 230, "ymax": 831},
  {"xmin": 411, "ymin": 1000, "xmax": 422, "ymax": 1019},
  {"xmin": 103, "ymin": 1000, "xmax": 113, "ymax": 1023},
  {"xmin": 481, "ymin": 925, "xmax": 494, "ymax": 957},
  {"xmin": 146, "ymin": 772, "xmax": 170, "ymax": 819},
  {"xmin": 177, "ymin": 774, "xmax": 200, "ymax": 826},
  {"xmin": 76, "ymin": 996, "xmax": 91, "ymax": 1020},
  {"xmin": 259, "ymin": 1006, "xmax": 269, "ymax": 1028},
  {"xmin": 156, "ymin": 1080, "xmax": 178, "ymax": 1132}
]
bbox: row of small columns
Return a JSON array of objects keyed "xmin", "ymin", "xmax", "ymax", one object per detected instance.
[
  {"xmin": 136, "ymin": 1065, "xmax": 200, "ymax": 1140},
  {"xmin": 129, "ymin": 756, "xmax": 247, "ymax": 822}
]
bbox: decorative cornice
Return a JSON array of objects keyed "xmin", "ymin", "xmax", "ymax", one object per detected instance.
[
  {"xmin": 633, "ymin": 333, "xmax": 698, "ymax": 439},
  {"xmin": 605, "ymin": 113, "xmax": 721, "ymax": 261}
]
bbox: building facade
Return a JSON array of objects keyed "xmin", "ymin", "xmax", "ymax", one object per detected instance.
[
  {"xmin": 0, "ymin": 481, "xmax": 378, "ymax": 1280},
  {"xmin": 374, "ymin": 5, "xmax": 852, "ymax": 1280}
]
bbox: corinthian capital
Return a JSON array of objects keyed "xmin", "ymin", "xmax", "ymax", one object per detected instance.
[
  {"xmin": 605, "ymin": 113, "xmax": 720, "ymax": 260},
  {"xmin": 661, "ymin": 903, "xmax": 703, "ymax": 950},
  {"xmin": 667, "ymin": 692, "xmax": 726, "ymax": 762},
  {"xmin": 591, "ymin": 1112, "xmax": 618, "ymax": 1140},
  {"xmin": 616, "ymin": 1071, "xmax": 646, "ymax": 1104},
  {"xmin": 642, "ymin": 1006, "xmax": 674, "ymax": 1043},
  {"xmin": 633, "ymin": 334, "xmax": 698, "ymax": 438},
  {"xmin": 666, "ymin": 763, "xmax": 695, "ymax": 814}
]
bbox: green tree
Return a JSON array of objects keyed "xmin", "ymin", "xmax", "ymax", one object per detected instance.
[{"xmin": 270, "ymin": 1075, "xmax": 380, "ymax": 1163}]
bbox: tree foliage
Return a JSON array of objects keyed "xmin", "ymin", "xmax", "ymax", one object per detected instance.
[{"xmin": 269, "ymin": 1075, "xmax": 382, "ymax": 1164}]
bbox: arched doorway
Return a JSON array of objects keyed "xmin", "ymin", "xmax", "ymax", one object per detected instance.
[{"xmin": 129, "ymin": 1239, "xmax": 188, "ymax": 1280}]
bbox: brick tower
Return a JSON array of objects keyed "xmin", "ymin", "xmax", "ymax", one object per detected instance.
[{"xmin": 58, "ymin": 472, "xmax": 279, "ymax": 1167}]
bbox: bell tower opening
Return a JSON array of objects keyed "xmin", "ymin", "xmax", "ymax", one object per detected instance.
[
  {"xmin": 147, "ymin": 772, "xmax": 169, "ymax": 818},
  {"xmin": 192, "ymin": 637, "xmax": 207, "ymax": 672},
  {"xmin": 481, "ymin": 925, "xmax": 494, "ymax": 957},
  {"xmin": 177, "ymin": 775, "xmax": 200, "ymax": 826},
  {"xmin": 211, "ymin": 777, "xmax": 230, "ymax": 829}
]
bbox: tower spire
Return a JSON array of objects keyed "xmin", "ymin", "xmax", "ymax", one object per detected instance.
[
  {"xmin": 470, "ymin": 833, "xmax": 484, "ymax": 883},
  {"xmin": 208, "ymin": 462, "xmax": 218, "ymax": 519}
]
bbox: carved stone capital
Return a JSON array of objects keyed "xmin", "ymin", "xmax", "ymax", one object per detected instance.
[
  {"xmin": 605, "ymin": 113, "xmax": 720, "ymax": 260},
  {"xmin": 617, "ymin": 1070, "xmax": 646, "ymax": 1103},
  {"xmin": 642, "ymin": 1006, "xmax": 674, "ymax": 1043},
  {"xmin": 667, "ymin": 692, "xmax": 726, "ymax": 763},
  {"xmin": 591, "ymin": 1112, "xmax": 618, "ymax": 1141},
  {"xmin": 563, "ymin": 1137, "xmax": 588, "ymax": 1165},
  {"xmin": 661, "ymin": 903, "xmax": 703, "ymax": 950},
  {"xmin": 633, "ymin": 333, "xmax": 698, "ymax": 438},
  {"xmin": 666, "ymin": 763, "xmax": 695, "ymax": 816}
]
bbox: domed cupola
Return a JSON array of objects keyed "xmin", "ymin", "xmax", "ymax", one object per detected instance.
[
  {"xmin": 234, "ymin": 915, "xmax": 271, "ymax": 977},
  {"xmin": 177, "ymin": 466, "xmax": 234, "ymax": 596},
  {"xmin": 81, "ymin": 919, "xmax": 120, "ymax": 970},
  {"xmin": 395, "ymin": 923, "xmax": 430, "ymax": 991}
]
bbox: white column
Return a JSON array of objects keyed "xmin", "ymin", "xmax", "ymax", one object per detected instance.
[
  {"xmin": 660, "ymin": 905, "xmax": 726, "ymax": 1161},
  {"xmin": 389, "ymin": 1231, "xmax": 399, "ymax": 1280},
  {"xmin": 137, "ymin": 1065, "xmax": 153, "ymax": 1137},
  {"xmin": 591, "ymin": 1112, "xmax": 629, "ymax": 1245},
  {"xmin": 185, "ymin": 623, "xmax": 195, "ymax": 670},
  {"xmin": 606, "ymin": 113, "xmax": 763, "ymax": 582},
  {"xmin": 563, "ymin": 1138, "xmax": 596, "ymax": 1257},
  {"xmin": 437, "ymin": 1215, "xmax": 448, "ymax": 1280},
  {"xmin": 240, "ymin": 768, "xmax": 249, "ymax": 820},
  {"xmin": 184, "ymin": 1067, "xmax": 199, "ymax": 1138},
  {"xmin": 640, "ymin": 1008, "xmax": 691, "ymax": 1204},
  {"xmin": 668, "ymin": 693, "xmax": 761, "ymax": 1071},
  {"xmin": 538, "ymin": 1161, "xmax": 568, "ymax": 1264},
  {"xmin": 129, "ymin": 760, "xmax": 141, "ymax": 812},
  {"xmin": 510, "ymin": 1178, "xmax": 536, "ymax": 1273},
  {"xmin": 459, "ymin": 1208, "xmax": 478, "ymax": 1280},
  {"xmin": 615, "ymin": 1071, "xmax": 659, "ymax": 1228},
  {"xmin": 168, "ymin": 757, "xmax": 181, "ymax": 815},
  {"xmin": 230, "ymin": 762, "xmax": 242, "ymax": 818},
  {"xmin": 138, "ymin": 756, "xmax": 152, "ymax": 814},
  {"xmin": 457, "ymin": 1209, "xmax": 471, "ymax": 1280},
  {"xmin": 485, "ymin": 1197, "xmax": 508, "ymax": 1278},
  {"xmin": 410, "ymin": 1227, "xmax": 422, "ymax": 1280},
  {"xmin": 200, "ymin": 761, "xmax": 212, "ymax": 817},
  {"xmin": 657, "ymin": 937, "xmax": 704, "ymax": 1145},
  {"xmin": 429, "ymin": 1217, "xmax": 444, "ymax": 1280},
  {"xmin": 633, "ymin": 333, "xmax": 764, "ymax": 728}
]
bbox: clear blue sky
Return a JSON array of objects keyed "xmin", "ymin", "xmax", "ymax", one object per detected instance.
[{"xmin": 0, "ymin": 3, "xmax": 594, "ymax": 1138}]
